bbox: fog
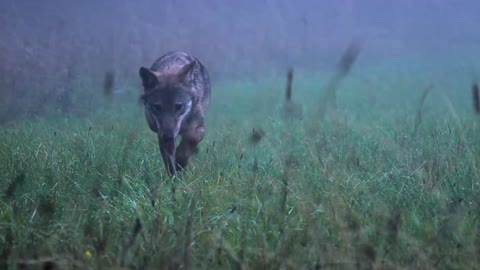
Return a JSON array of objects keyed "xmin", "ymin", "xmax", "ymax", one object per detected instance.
[{"xmin": 1, "ymin": 0, "xmax": 480, "ymax": 121}]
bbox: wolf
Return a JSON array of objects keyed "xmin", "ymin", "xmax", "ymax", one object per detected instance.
[{"xmin": 139, "ymin": 51, "xmax": 210, "ymax": 175}]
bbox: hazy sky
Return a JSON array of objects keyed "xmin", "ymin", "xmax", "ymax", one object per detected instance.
[{"xmin": 1, "ymin": 0, "xmax": 480, "ymax": 81}]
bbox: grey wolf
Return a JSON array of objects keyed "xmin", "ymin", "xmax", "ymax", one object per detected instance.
[{"xmin": 139, "ymin": 51, "xmax": 210, "ymax": 175}]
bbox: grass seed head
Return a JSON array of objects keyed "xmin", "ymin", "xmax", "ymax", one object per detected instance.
[
  {"xmin": 103, "ymin": 71, "xmax": 115, "ymax": 98},
  {"xmin": 252, "ymin": 157, "xmax": 259, "ymax": 172},
  {"xmin": 472, "ymin": 82, "xmax": 479, "ymax": 114},
  {"xmin": 284, "ymin": 153, "xmax": 298, "ymax": 170},
  {"xmin": 339, "ymin": 40, "xmax": 361, "ymax": 76},
  {"xmin": 249, "ymin": 128, "xmax": 265, "ymax": 145},
  {"xmin": 38, "ymin": 194, "xmax": 56, "ymax": 219},
  {"xmin": 4, "ymin": 173, "xmax": 26, "ymax": 200},
  {"xmin": 285, "ymin": 67, "xmax": 293, "ymax": 102},
  {"xmin": 360, "ymin": 244, "xmax": 376, "ymax": 263},
  {"xmin": 386, "ymin": 211, "xmax": 402, "ymax": 244},
  {"xmin": 133, "ymin": 218, "xmax": 142, "ymax": 235}
]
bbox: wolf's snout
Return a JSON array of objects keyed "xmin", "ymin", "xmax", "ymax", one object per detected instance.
[
  {"xmin": 162, "ymin": 134, "xmax": 175, "ymax": 143},
  {"xmin": 161, "ymin": 133, "xmax": 176, "ymax": 156}
]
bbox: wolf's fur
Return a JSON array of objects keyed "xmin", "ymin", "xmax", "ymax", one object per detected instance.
[{"xmin": 139, "ymin": 51, "xmax": 210, "ymax": 175}]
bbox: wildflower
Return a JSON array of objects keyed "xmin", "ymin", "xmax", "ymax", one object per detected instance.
[{"xmin": 85, "ymin": 250, "xmax": 92, "ymax": 258}]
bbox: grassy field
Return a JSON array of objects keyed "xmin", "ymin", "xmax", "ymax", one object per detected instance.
[{"xmin": 1, "ymin": 60, "xmax": 480, "ymax": 269}]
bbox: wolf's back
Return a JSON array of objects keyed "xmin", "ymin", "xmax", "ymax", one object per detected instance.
[{"xmin": 151, "ymin": 51, "xmax": 210, "ymax": 109}]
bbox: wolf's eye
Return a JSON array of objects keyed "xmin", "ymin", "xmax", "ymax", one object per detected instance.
[
  {"xmin": 175, "ymin": 103, "xmax": 184, "ymax": 112},
  {"xmin": 151, "ymin": 104, "xmax": 162, "ymax": 112}
]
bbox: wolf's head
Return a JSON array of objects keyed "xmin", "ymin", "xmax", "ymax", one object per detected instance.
[{"xmin": 139, "ymin": 62, "xmax": 196, "ymax": 156}]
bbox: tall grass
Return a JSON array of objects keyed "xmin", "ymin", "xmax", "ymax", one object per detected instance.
[{"xmin": 1, "ymin": 65, "xmax": 480, "ymax": 269}]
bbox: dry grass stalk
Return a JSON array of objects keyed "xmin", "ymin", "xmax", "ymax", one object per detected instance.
[
  {"xmin": 412, "ymin": 84, "xmax": 433, "ymax": 137},
  {"xmin": 473, "ymin": 82, "xmax": 479, "ymax": 114},
  {"xmin": 285, "ymin": 67, "xmax": 293, "ymax": 102},
  {"xmin": 183, "ymin": 198, "xmax": 195, "ymax": 270},
  {"xmin": 120, "ymin": 218, "xmax": 143, "ymax": 267},
  {"xmin": 386, "ymin": 211, "xmax": 402, "ymax": 246},
  {"xmin": 279, "ymin": 154, "xmax": 295, "ymax": 237},
  {"xmin": 283, "ymin": 68, "xmax": 303, "ymax": 119},
  {"xmin": 318, "ymin": 40, "xmax": 361, "ymax": 119},
  {"xmin": 249, "ymin": 127, "xmax": 264, "ymax": 173},
  {"xmin": 0, "ymin": 229, "xmax": 13, "ymax": 269}
]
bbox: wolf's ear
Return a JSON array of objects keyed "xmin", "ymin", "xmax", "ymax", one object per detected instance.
[
  {"xmin": 177, "ymin": 61, "xmax": 196, "ymax": 84},
  {"xmin": 139, "ymin": 67, "xmax": 158, "ymax": 89}
]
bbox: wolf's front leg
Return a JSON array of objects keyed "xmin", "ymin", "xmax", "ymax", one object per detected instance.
[{"xmin": 175, "ymin": 125, "xmax": 205, "ymax": 171}]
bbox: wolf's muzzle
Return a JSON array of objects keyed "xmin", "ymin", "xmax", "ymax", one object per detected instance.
[{"xmin": 161, "ymin": 134, "xmax": 176, "ymax": 156}]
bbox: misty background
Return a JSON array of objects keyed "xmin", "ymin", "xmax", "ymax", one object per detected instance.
[{"xmin": 1, "ymin": 0, "xmax": 479, "ymax": 123}]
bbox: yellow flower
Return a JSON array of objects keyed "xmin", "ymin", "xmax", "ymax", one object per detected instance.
[{"xmin": 85, "ymin": 250, "xmax": 92, "ymax": 258}]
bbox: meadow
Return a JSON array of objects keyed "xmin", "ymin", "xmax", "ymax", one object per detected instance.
[{"xmin": 1, "ymin": 55, "xmax": 480, "ymax": 269}]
